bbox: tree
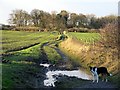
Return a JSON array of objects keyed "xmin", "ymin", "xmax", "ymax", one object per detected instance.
[
  {"xmin": 99, "ymin": 15, "xmax": 117, "ymax": 28},
  {"xmin": 85, "ymin": 14, "xmax": 95, "ymax": 28},
  {"xmin": 30, "ymin": 9, "xmax": 44, "ymax": 27},
  {"xmin": 56, "ymin": 14, "xmax": 65, "ymax": 32},
  {"xmin": 59, "ymin": 10, "xmax": 69, "ymax": 27},
  {"xmin": 69, "ymin": 13, "xmax": 79, "ymax": 27},
  {"xmin": 8, "ymin": 9, "xmax": 118, "ymax": 31},
  {"xmin": 8, "ymin": 9, "xmax": 30, "ymax": 26},
  {"xmin": 77, "ymin": 14, "xmax": 87, "ymax": 27},
  {"xmin": 100, "ymin": 23, "xmax": 118, "ymax": 49},
  {"xmin": 51, "ymin": 11, "xmax": 57, "ymax": 29},
  {"xmin": 41, "ymin": 12, "xmax": 52, "ymax": 29}
]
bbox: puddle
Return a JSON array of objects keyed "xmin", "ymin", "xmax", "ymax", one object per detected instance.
[
  {"xmin": 40, "ymin": 63, "xmax": 92, "ymax": 87},
  {"xmin": 44, "ymin": 70, "xmax": 92, "ymax": 87},
  {"xmin": 40, "ymin": 63, "xmax": 51, "ymax": 68}
]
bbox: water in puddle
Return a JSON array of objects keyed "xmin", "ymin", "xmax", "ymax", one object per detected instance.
[
  {"xmin": 40, "ymin": 63, "xmax": 51, "ymax": 68},
  {"xmin": 40, "ymin": 64, "xmax": 92, "ymax": 87}
]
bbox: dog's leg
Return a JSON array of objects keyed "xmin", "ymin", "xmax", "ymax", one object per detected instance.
[
  {"xmin": 105, "ymin": 75, "xmax": 108, "ymax": 82},
  {"xmin": 106, "ymin": 78, "xmax": 108, "ymax": 82},
  {"xmin": 102, "ymin": 76, "xmax": 104, "ymax": 82},
  {"xmin": 104, "ymin": 74, "xmax": 108, "ymax": 82},
  {"xmin": 93, "ymin": 79, "xmax": 95, "ymax": 82},
  {"xmin": 92, "ymin": 74, "xmax": 95, "ymax": 82},
  {"xmin": 96, "ymin": 75, "xmax": 99, "ymax": 83},
  {"xmin": 93, "ymin": 76, "xmax": 95, "ymax": 82},
  {"xmin": 102, "ymin": 75, "xmax": 104, "ymax": 82},
  {"xmin": 102, "ymin": 74, "xmax": 105, "ymax": 82}
]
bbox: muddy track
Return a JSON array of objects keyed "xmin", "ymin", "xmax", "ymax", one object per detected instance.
[
  {"xmin": 34, "ymin": 42, "xmax": 49, "ymax": 88},
  {"xmin": 77, "ymin": 81, "xmax": 117, "ymax": 88},
  {"xmin": 39, "ymin": 42, "xmax": 49, "ymax": 64},
  {"xmin": 53, "ymin": 47, "xmax": 68, "ymax": 61},
  {"xmin": 35, "ymin": 41, "xmax": 118, "ymax": 89}
]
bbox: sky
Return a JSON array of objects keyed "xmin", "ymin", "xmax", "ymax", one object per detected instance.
[{"xmin": 0, "ymin": 0, "xmax": 119, "ymax": 24}]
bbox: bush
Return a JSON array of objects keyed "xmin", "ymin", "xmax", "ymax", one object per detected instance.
[
  {"xmin": 15, "ymin": 27, "xmax": 40, "ymax": 31},
  {"xmin": 100, "ymin": 23, "xmax": 118, "ymax": 49}
]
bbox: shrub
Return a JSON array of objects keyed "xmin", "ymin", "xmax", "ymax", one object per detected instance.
[
  {"xmin": 15, "ymin": 27, "xmax": 40, "ymax": 31},
  {"xmin": 100, "ymin": 23, "xmax": 118, "ymax": 49}
]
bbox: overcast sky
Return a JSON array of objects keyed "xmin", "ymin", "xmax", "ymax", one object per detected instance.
[{"xmin": 0, "ymin": 0, "xmax": 119, "ymax": 24}]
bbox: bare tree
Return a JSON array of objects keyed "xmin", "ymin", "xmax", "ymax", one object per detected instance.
[{"xmin": 8, "ymin": 9, "xmax": 29, "ymax": 26}]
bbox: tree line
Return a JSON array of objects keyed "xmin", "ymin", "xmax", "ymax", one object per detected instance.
[{"xmin": 8, "ymin": 9, "xmax": 118, "ymax": 32}]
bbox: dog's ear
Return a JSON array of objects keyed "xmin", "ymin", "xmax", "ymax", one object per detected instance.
[
  {"xmin": 89, "ymin": 66, "xmax": 92, "ymax": 69},
  {"xmin": 89, "ymin": 66, "xmax": 91, "ymax": 68}
]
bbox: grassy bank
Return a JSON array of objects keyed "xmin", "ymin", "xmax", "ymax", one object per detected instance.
[
  {"xmin": 59, "ymin": 38, "xmax": 90, "ymax": 68},
  {"xmin": 59, "ymin": 32, "xmax": 119, "ymax": 86}
]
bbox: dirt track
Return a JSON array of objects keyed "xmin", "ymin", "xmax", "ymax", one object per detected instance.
[
  {"xmin": 38, "ymin": 42, "xmax": 118, "ymax": 89},
  {"xmin": 77, "ymin": 81, "xmax": 116, "ymax": 88}
]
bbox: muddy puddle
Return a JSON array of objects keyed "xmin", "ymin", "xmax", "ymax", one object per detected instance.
[{"xmin": 40, "ymin": 63, "xmax": 92, "ymax": 87}]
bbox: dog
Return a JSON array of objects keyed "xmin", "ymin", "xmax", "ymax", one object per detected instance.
[{"xmin": 89, "ymin": 66, "xmax": 112, "ymax": 83}]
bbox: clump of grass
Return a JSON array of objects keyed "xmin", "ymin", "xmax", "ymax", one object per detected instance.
[
  {"xmin": 44, "ymin": 46, "xmax": 62, "ymax": 64},
  {"xmin": 109, "ymin": 73, "xmax": 120, "ymax": 88}
]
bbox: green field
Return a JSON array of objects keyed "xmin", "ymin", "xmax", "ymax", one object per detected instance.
[
  {"xmin": 1, "ymin": 30, "xmax": 58, "ymax": 54},
  {"xmin": 1, "ymin": 30, "xmax": 60, "ymax": 88},
  {"xmin": 68, "ymin": 32, "xmax": 100, "ymax": 44},
  {"xmin": 1, "ymin": 31, "xmax": 100, "ymax": 54},
  {"xmin": 1, "ymin": 30, "xmax": 102, "ymax": 88}
]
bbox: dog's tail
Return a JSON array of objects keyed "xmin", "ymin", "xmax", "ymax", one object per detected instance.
[{"xmin": 107, "ymin": 72, "xmax": 112, "ymax": 76}]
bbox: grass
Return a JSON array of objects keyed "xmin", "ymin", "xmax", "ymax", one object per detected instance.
[
  {"xmin": 3, "ymin": 43, "xmax": 42, "ymax": 63},
  {"xmin": 0, "ymin": 64, "xmax": 2, "ymax": 90},
  {"xmin": 59, "ymin": 32, "xmax": 119, "ymax": 87},
  {"xmin": 1, "ymin": 30, "xmax": 60, "ymax": 88},
  {"xmin": 2, "ymin": 30, "xmax": 118, "ymax": 88},
  {"xmin": 2, "ymin": 43, "xmax": 44, "ymax": 88},
  {"xmin": 2, "ymin": 62, "xmax": 44, "ymax": 88},
  {"xmin": 44, "ymin": 46, "xmax": 62, "ymax": 64},
  {"xmin": 109, "ymin": 73, "xmax": 120, "ymax": 88},
  {"xmin": 59, "ymin": 32, "xmax": 101, "ymax": 67},
  {"xmin": 1, "ymin": 30, "xmax": 58, "ymax": 54},
  {"xmin": 68, "ymin": 32, "xmax": 100, "ymax": 44}
]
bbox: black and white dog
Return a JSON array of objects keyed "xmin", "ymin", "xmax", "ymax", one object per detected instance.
[{"xmin": 89, "ymin": 66, "xmax": 112, "ymax": 83}]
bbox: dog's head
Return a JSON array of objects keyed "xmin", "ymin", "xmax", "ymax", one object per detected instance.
[
  {"xmin": 89, "ymin": 66, "xmax": 93, "ymax": 70},
  {"xmin": 89, "ymin": 66, "xmax": 97, "ymax": 75}
]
